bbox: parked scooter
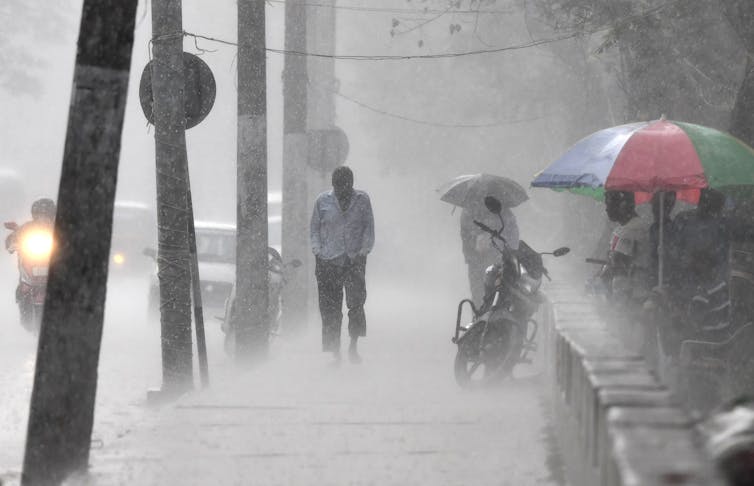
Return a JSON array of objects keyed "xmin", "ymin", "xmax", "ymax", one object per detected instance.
[
  {"xmin": 453, "ymin": 196, "xmax": 570, "ymax": 387},
  {"xmin": 221, "ymin": 248, "xmax": 301, "ymax": 355},
  {"xmin": 4, "ymin": 220, "xmax": 54, "ymax": 332}
]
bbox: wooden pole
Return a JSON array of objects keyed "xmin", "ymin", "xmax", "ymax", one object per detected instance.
[
  {"xmin": 187, "ymin": 186, "xmax": 209, "ymax": 387},
  {"xmin": 21, "ymin": 2, "xmax": 139, "ymax": 484},
  {"xmin": 151, "ymin": 0, "xmax": 194, "ymax": 393}
]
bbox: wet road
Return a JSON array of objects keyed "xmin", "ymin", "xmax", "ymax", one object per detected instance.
[{"xmin": 0, "ymin": 275, "xmax": 561, "ymax": 486}]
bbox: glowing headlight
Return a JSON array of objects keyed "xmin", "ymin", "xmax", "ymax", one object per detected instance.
[
  {"xmin": 113, "ymin": 253, "xmax": 126, "ymax": 265},
  {"xmin": 21, "ymin": 231, "xmax": 53, "ymax": 260}
]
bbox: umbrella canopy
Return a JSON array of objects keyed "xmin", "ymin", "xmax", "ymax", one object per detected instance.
[
  {"xmin": 438, "ymin": 173, "xmax": 528, "ymax": 209},
  {"xmin": 531, "ymin": 119, "xmax": 754, "ymax": 203}
]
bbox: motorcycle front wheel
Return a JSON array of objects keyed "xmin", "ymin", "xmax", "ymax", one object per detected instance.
[
  {"xmin": 454, "ymin": 321, "xmax": 519, "ymax": 388},
  {"xmin": 19, "ymin": 301, "xmax": 42, "ymax": 334}
]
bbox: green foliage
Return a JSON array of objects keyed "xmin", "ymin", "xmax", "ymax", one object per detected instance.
[
  {"xmin": 719, "ymin": 0, "xmax": 754, "ymax": 48},
  {"xmin": 530, "ymin": 0, "xmax": 746, "ymax": 124},
  {"xmin": 389, "ymin": 0, "xmax": 502, "ymax": 46}
]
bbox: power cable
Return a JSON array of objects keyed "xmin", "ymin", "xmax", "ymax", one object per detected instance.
[
  {"xmin": 178, "ymin": 0, "xmax": 684, "ymax": 62},
  {"xmin": 333, "ymin": 89, "xmax": 557, "ymax": 128},
  {"xmin": 183, "ymin": 30, "xmax": 584, "ymax": 60},
  {"xmin": 265, "ymin": 0, "xmax": 516, "ymax": 16}
]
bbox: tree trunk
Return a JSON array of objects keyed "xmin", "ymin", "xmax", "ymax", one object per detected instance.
[
  {"xmin": 730, "ymin": 55, "xmax": 754, "ymax": 147},
  {"xmin": 151, "ymin": 0, "xmax": 194, "ymax": 392},
  {"xmin": 236, "ymin": 0, "xmax": 269, "ymax": 359},
  {"xmin": 21, "ymin": 2, "xmax": 139, "ymax": 484}
]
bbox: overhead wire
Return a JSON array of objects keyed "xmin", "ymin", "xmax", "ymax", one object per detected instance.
[
  {"xmin": 158, "ymin": 0, "xmax": 685, "ymax": 129},
  {"xmin": 333, "ymin": 89, "xmax": 557, "ymax": 128},
  {"xmin": 264, "ymin": 0, "xmax": 516, "ymax": 16},
  {"xmin": 179, "ymin": 0, "xmax": 684, "ymax": 62}
]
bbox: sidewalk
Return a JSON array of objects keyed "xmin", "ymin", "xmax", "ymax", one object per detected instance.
[
  {"xmin": 89, "ymin": 284, "xmax": 558, "ymax": 485},
  {"xmin": 1, "ymin": 281, "xmax": 560, "ymax": 486}
]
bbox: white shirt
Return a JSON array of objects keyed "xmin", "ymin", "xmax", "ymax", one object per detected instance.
[
  {"xmin": 610, "ymin": 216, "xmax": 651, "ymax": 270},
  {"xmin": 310, "ymin": 190, "xmax": 375, "ymax": 260}
]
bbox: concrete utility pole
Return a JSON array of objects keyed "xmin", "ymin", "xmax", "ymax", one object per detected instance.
[
  {"xmin": 151, "ymin": 0, "xmax": 194, "ymax": 392},
  {"xmin": 236, "ymin": 0, "xmax": 269, "ymax": 358},
  {"xmin": 307, "ymin": 0, "xmax": 339, "ymax": 217},
  {"xmin": 307, "ymin": 0, "xmax": 337, "ymax": 142},
  {"xmin": 281, "ymin": 0, "xmax": 310, "ymax": 333},
  {"xmin": 21, "ymin": 2, "xmax": 139, "ymax": 485}
]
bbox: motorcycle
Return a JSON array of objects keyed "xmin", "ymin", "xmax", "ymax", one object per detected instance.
[
  {"xmin": 453, "ymin": 196, "xmax": 570, "ymax": 387},
  {"xmin": 221, "ymin": 248, "xmax": 301, "ymax": 355},
  {"xmin": 4, "ymin": 221, "xmax": 54, "ymax": 332}
]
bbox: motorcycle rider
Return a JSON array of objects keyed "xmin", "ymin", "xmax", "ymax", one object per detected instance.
[
  {"xmin": 5, "ymin": 198, "xmax": 56, "ymax": 253},
  {"xmin": 5, "ymin": 198, "xmax": 56, "ymax": 330}
]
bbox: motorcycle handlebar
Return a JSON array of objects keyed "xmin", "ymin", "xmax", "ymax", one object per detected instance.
[
  {"xmin": 473, "ymin": 220, "xmax": 495, "ymax": 234},
  {"xmin": 586, "ymin": 258, "xmax": 608, "ymax": 265},
  {"xmin": 473, "ymin": 220, "xmax": 506, "ymax": 243}
]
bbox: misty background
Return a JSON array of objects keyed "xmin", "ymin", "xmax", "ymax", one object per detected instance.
[
  {"xmin": 2, "ymin": 1, "xmax": 753, "ymax": 484},
  {"xmin": 3, "ymin": 0, "xmax": 750, "ymax": 285}
]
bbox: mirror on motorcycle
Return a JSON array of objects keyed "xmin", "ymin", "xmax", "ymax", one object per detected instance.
[
  {"xmin": 484, "ymin": 196, "xmax": 502, "ymax": 215},
  {"xmin": 142, "ymin": 247, "xmax": 157, "ymax": 260},
  {"xmin": 553, "ymin": 247, "xmax": 570, "ymax": 257},
  {"xmin": 4, "ymin": 222, "xmax": 18, "ymax": 231},
  {"xmin": 290, "ymin": 259, "xmax": 302, "ymax": 268}
]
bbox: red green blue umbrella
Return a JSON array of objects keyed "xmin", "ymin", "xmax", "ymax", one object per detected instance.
[{"xmin": 531, "ymin": 119, "xmax": 754, "ymax": 203}]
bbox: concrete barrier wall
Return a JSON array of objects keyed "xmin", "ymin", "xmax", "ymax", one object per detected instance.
[{"xmin": 543, "ymin": 283, "xmax": 724, "ymax": 485}]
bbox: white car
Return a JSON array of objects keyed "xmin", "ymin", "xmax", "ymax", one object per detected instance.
[
  {"xmin": 147, "ymin": 216, "xmax": 282, "ymax": 317},
  {"xmin": 111, "ymin": 200, "xmax": 156, "ymax": 275}
]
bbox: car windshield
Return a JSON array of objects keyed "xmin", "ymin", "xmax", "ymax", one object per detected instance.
[{"xmin": 196, "ymin": 230, "xmax": 235, "ymax": 264}]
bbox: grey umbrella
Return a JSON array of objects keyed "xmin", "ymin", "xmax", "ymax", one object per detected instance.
[{"xmin": 438, "ymin": 173, "xmax": 529, "ymax": 209}]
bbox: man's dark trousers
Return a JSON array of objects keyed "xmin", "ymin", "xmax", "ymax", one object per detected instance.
[{"xmin": 315, "ymin": 256, "xmax": 367, "ymax": 352}]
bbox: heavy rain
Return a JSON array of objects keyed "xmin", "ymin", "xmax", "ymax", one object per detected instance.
[{"xmin": 1, "ymin": 1, "xmax": 754, "ymax": 485}]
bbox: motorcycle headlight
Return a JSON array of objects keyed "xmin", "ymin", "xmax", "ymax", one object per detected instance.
[
  {"xmin": 484, "ymin": 263, "xmax": 502, "ymax": 289},
  {"xmin": 519, "ymin": 274, "xmax": 541, "ymax": 294},
  {"xmin": 21, "ymin": 230, "xmax": 53, "ymax": 261}
]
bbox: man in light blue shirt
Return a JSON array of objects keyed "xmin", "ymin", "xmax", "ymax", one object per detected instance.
[{"xmin": 310, "ymin": 166, "xmax": 374, "ymax": 363}]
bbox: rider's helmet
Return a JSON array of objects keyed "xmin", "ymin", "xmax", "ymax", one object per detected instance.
[{"xmin": 31, "ymin": 198, "xmax": 56, "ymax": 222}]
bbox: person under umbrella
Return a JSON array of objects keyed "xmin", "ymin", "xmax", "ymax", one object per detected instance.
[
  {"xmin": 438, "ymin": 174, "xmax": 527, "ymax": 307},
  {"xmin": 460, "ymin": 204, "xmax": 519, "ymax": 306},
  {"xmin": 601, "ymin": 190, "xmax": 652, "ymax": 304},
  {"xmin": 670, "ymin": 188, "xmax": 732, "ymax": 331}
]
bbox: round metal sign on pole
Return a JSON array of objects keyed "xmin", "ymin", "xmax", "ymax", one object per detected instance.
[
  {"xmin": 307, "ymin": 127, "xmax": 350, "ymax": 172},
  {"xmin": 139, "ymin": 52, "xmax": 217, "ymax": 129}
]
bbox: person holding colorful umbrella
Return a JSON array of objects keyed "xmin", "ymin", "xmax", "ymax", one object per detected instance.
[{"xmin": 532, "ymin": 118, "xmax": 754, "ymax": 289}]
